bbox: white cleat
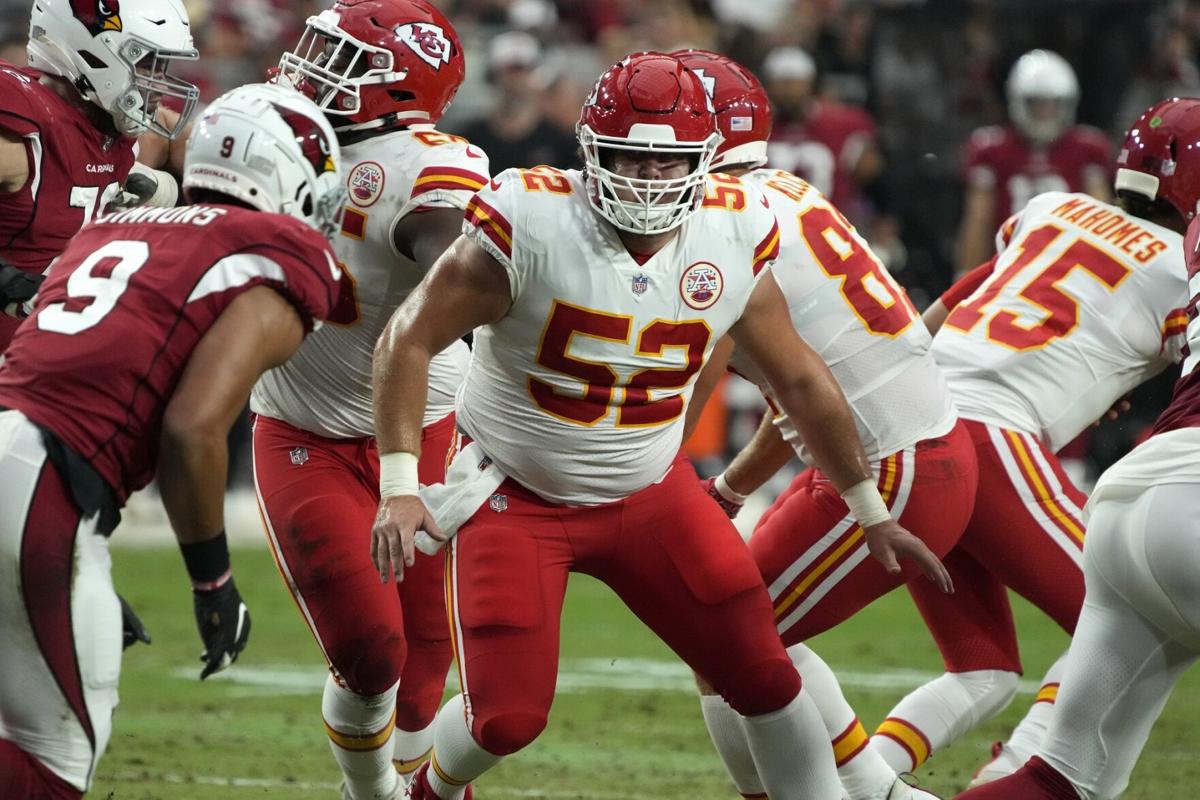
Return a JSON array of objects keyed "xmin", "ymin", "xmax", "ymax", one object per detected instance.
[
  {"xmin": 881, "ymin": 775, "xmax": 942, "ymax": 800},
  {"xmin": 966, "ymin": 741, "xmax": 1026, "ymax": 788},
  {"xmin": 339, "ymin": 778, "xmax": 405, "ymax": 800}
]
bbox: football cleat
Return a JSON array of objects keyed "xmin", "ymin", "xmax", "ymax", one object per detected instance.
[
  {"xmin": 339, "ymin": 776, "xmax": 404, "ymax": 800},
  {"xmin": 966, "ymin": 740, "xmax": 1024, "ymax": 788},
  {"xmin": 877, "ymin": 774, "xmax": 943, "ymax": 800},
  {"xmin": 404, "ymin": 762, "xmax": 473, "ymax": 800}
]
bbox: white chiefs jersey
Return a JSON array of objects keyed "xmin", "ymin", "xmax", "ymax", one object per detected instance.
[
  {"xmin": 458, "ymin": 168, "xmax": 781, "ymax": 505},
  {"xmin": 933, "ymin": 191, "xmax": 1189, "ymax": 452},
  {"xmin": 252, "ymin": 128, "xmax": 489, "ymax": 437},
  {"xmin": 729, "ymin": 169, "xmax": 956, "ymax": 463}
]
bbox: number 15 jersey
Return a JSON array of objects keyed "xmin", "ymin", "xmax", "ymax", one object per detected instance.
[
  {"xmin": 933, "ymin": 191, "xmax": 1189, "ymax": 452},
  {"xmin": 457, "ymin": 167, "xmax": 780, "ymax": 506}
]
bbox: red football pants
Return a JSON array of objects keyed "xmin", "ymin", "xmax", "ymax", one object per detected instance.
[
  {"xmin": 252, "ymin": 413, "xmax": 458, "ymax": 728},
  {"xmin": 907, "ymin": 419, "xmax": 1087, "ymax": 674},
  {"xmin": 752, "ymin": 421, "xmax": 978, "ymax": 645},
  {"xmin": 445, "ymin": 454, "xmax": 801, "ymax": 756}
]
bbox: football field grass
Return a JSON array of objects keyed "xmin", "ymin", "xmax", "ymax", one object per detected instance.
[{"xmin": 95, "ymin": 544, "xmax": 1200, "ymax": 799}]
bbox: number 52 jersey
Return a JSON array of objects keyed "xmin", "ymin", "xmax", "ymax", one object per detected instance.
[
  {"xmin": 458, "ymin": 167, "xmax": 780, "ymax": 506},
  {"xmin": 933, "ymin": 191, "xmax": 1189, "ymax": 452}
]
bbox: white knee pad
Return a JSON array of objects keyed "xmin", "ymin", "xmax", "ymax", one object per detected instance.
[{"xmin": 939, "ymin": 669, "xmax": 1020, "ymax": 734}]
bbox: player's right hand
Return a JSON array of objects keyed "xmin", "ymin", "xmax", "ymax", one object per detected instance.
[
  {"xmin": 0, "ymin": 264, "xmax": 44, "ymax": 318},
  {"xmin": 372, "ymin": 494, "xmax": 446, "ymax": 584},
  {"xmin": 863, "ymin": 519, "xmax": 954, "ymax": 594},
  {"xmin": 119, "ymin": 593, "xmax": 152, "ymax": 650},
  {"xmin": 700, "ymin": 476, "xmax": 743, "ymax": 519},
  {"xmin": 193, "ymin": 578, "xmax": 251, "ymax": 680}
]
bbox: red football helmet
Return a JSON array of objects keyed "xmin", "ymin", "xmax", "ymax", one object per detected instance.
[
  {"xmin": 277, "ymin": 0, "xmax": 464, "ymax": 131},
  {"xmin": 673, "ymin": 49, "xmax": 772, "ymax": 171},
  {"xmin": 577, "ymin": 51, "xmax": 721, "ymax": 234},
  {"xmin": 1116, "ymin": 97, "xmax": 1200, "ymax": 224}
]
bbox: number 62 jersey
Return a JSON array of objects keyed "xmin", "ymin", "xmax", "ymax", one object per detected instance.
[
  {"xmin": 457, "ymin": 167, "xmax": 780, "ymax": 506},
  {"xmin": 933, "ymin": 191, "xmax": 1189, "ymax": 452}
]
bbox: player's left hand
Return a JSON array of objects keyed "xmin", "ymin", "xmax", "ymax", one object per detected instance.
[
  {"xmin": 119, "ymin": 593, "xmax": 152, "ymax": 650},
  {"xmin": 372, "ymin": 494, "xmax": 446, "ymax": 584},
  {"xmin": 112, "ymin": 171, "xmax": 163, "ymax": 209},
  {"xmin": 193, "ymin": 578, "xmax": 251, "ymax": 679},
  {"xmin": 1093, "ymin": 394, "xmax": 1132, "ymax": 426},
  {"xmin": 863, "ymin": 519, "xmax": 954, "ymax": 594}
]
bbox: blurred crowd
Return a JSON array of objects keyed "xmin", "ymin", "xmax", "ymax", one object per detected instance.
[{"xmin": 2, "ymin": 0, "xmax": 1195, "ymax": 484}]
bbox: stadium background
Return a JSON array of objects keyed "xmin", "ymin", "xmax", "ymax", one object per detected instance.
[{"xmin": 4, "ymin": 0, "xmax": 1200, "ymax": 797}]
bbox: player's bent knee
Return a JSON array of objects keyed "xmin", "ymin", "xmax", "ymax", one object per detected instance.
[
  {"xmin": 954, "ymin": 669, "xmax": 1020, "ymax": 723},
  {"xmin": 328, "ymin": 634, "xmax": 407, "ymax": 696},
  {"xmin": 722, "ymin": 656, "xmax": 802, "ymax": 717},
  {"xmin": 475, "ymin": 711, "xmax": 548, "ymax": 756}
]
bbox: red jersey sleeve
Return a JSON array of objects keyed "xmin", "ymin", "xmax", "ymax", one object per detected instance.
[
  {"xmin": 940, "ymin": 257, "xmax": 996, "ymax": 309},
  {"xmin": 962, "ymin": 126, "xmax": 1003, "ymax": 190},
  {"xmin": 0, "ymin": 64, "xmax": 44, "ymax": 138}
]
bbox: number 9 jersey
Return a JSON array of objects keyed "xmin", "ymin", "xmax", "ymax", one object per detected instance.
[
  {"xmin": 933, "ymin": 191, "xmax": 1189, "ymax": 452},
  {"xmin": 457, "ymin": 167, "xmax": 780, "ymax": 505}
]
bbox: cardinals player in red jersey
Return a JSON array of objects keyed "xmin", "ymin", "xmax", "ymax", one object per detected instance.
[
  {"xmin": 676, "ymin": 49, "xmax": 961, "ymax": 800},
  {"xmin": 955, "ymin": 162, "xmax": 1200, "ymax": 800},
  {"xmin": 0, "ymin": 83, "xmax": 353, "ymax": 800},
  {"xmin": 955, "ymin": 50, "xmax": 1112, "ymax": 275},
  {"xmin": 370, "ymin": 52, "xmax": 948, "ymax": 800},
  {"xmin": 255, "ymin": 3, "xmax": 490, "ymax": 798},
  {"xmin": 0, "ymin": 0, "xmax": 199, "ymax": 350}
]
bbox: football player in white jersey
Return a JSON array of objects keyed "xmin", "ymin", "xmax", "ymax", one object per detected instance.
[
  {"xmin": 368, "ymin": 52, "xmax": 952, "ymax": 800},
  {"xmin": 956, "ymin": 103, "xmax": 1200, "ymax": 800},
  {"xmin": 250, "ymin": 3, "xmax": 489, "ymax": 798},
  {"xmin": 674, "ymin": 49, "xmax": 970, "ymax": 800},
  {"xmin": 892, "ymin": 97, "xmax": 1195, "ymax": 786}
]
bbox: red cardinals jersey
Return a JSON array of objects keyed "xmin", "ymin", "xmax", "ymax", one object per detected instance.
[
  {"xmin": 962, "ymin": 123, "xmax": 1111, "ymax": 227},
  {"xmin": 766, "ymin": 101, "xmax": 877, "ymax": 216},
  {"xmin": 0, "ymin": 62, "xmax": 135, "ymax": 272},
  {"xmin": 0, "ymin": 204, "xmax": 354, "ymax": 503},
  {"xmin": 1152, "ymin": 219, "xmax": 1200, "ymax": 436}
]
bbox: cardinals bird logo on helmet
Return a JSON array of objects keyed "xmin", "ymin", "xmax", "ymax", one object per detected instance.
[
  {"xmin": 69, "ymin": 0, "xmax": 122, "ymax": 35},
  {"xmin": 275, "ymin": 105, "xmax": 336, "ymax": 175}
]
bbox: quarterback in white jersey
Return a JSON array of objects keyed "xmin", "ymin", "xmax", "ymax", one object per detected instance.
[
  {"xmin": 249, "ymin": 3, "xmax": 489, "ymax": 799},
  {"xmin": 900, "ymin": 98, "xmax": 1195, "ymax": 788},
  {"xmin": 956, "ymin": 98, "xmax": 1200, "ymax": 800},
  {"xmin": 370, "ymin": 53, "xmax": 950, "ymax": 800},
  {"xmin": 676, "ymin": 49, "xmax": 965, "ymax": 800}
]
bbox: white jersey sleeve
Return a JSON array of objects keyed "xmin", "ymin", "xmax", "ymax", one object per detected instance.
[
  {"xmin": 932, "ymin": 191, "xmax": 1189, "ymax": 451},
  {"xmin": 457, "ymin": 168, "xmax": 780, "ymax": 505},
  {"xmin": 251, "ymin": 128, "xmax": 490, "ymax": 438},
  {"xmin": 729, "ymin": 169, "xmax": 956, "ymax": 463}
]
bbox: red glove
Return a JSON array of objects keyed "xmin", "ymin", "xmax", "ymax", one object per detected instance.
[{"xmin": 701, "ymin": 476, "xmax": 744, "ymax": 519}]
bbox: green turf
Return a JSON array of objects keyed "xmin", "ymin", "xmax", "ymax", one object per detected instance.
[{"xmin": 93, "ymin": 545, "xmax": 1200, "ymax": 799}]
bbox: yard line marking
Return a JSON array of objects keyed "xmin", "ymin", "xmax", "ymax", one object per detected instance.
[{"xmin": 172, "ymin": 659, "xmax": 1044, "ymax": 697}]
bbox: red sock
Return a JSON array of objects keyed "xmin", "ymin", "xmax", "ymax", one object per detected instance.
[
  {"xmin": 955, "ymin": 756, "xmax": 1079, "ymax": 800},
  {"xmin": 0, "ymin": 739, "xmax": 83, "ymax": 800}
]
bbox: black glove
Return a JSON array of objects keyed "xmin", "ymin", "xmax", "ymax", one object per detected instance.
[
  {"xmin": 111, "ymin": 171, "xmax": 162, "ymax": 209},
  {"xmin": 193, "ymin": 578, "xmax": 251, "ymax": 680},
  {"xmin": 119, "ymin": 593, "xmax": 152, "ymax": 650},
  {"xmin": 0, "ymin": 264, "xmax": 44, "ymax": 317}
]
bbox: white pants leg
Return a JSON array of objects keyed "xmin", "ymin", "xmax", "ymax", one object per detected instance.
[
  {"xmin": 1039, "ymin": 478, "xmax": 1200, "ymax": 800},
  {"xmin": 0, "ymin": 411, "xmax": 122, "ymax": 792}
]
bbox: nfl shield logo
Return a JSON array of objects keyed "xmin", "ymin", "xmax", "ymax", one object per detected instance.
[
  {"xmin": 290, "ymin": 447, "xmax": 308, "ymax": 466},
  {"xmin": 488, "ymin": 493, "xmax": 508, "ymax": 513},
  {"xmin": 632, "ymin": 274, "xmax": 649, "ymax": 295}
]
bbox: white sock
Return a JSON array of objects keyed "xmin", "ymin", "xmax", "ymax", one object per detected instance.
[
  {"xmin": 741, "ymin": 690, "xmax": 843, "ymax": 800},
  {"xmin": 393, "ymin": 719, "xmax": 435, "ymax": 785},
  {"xmin": 1004, "ymin": 653, "xmax": 1068, "ymax": 765},
  {"xmin": 872, "ymin": 668, "xmax": 1018, "ymax": 772},
  {"xmin": 699, "ymin": 693, "xmax": 766, "ymax": 797},
  {"xmin": 322, "ymin": 675, "xmax": 400, "ymax": 800},
  {"xmin": 789, "ymin": 644, "xmax": 896, "ymax": 800},
  {"xmin": 427, "ymin": 694, "xmax": 501, "ymax": 800}
]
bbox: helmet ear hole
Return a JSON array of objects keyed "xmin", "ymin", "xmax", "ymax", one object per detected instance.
[
  {"xmin": 302, "ymin": 193, "xmax": 314, "ymax": 217},
  {"xmin": 78, "ymin": 49, "xmax": 107, "ymax": 69}
]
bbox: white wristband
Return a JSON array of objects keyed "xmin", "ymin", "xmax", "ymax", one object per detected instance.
[
  {"xmin": 714, "ymin": 473, "xmax": 749, "ymax": 505},
  {"xmin": 841, "ymin": 478, "xmax": 891, "ymax": 528},
  {"xmin": 379, "ymin": 452, "xmax": 419, "ymax": 498}
]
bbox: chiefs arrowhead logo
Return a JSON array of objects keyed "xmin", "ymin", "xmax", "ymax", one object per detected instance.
[
  {"xmin": 274, "ymin": 105, "xmax": 335, "ymax": 176},
  {"xmin": 396, "ymin": 22, "xmax": 452, "ymax": 70},
  {"xmin": 70, "ymin": 0, "xmax": 122, "ymax": 36}
]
